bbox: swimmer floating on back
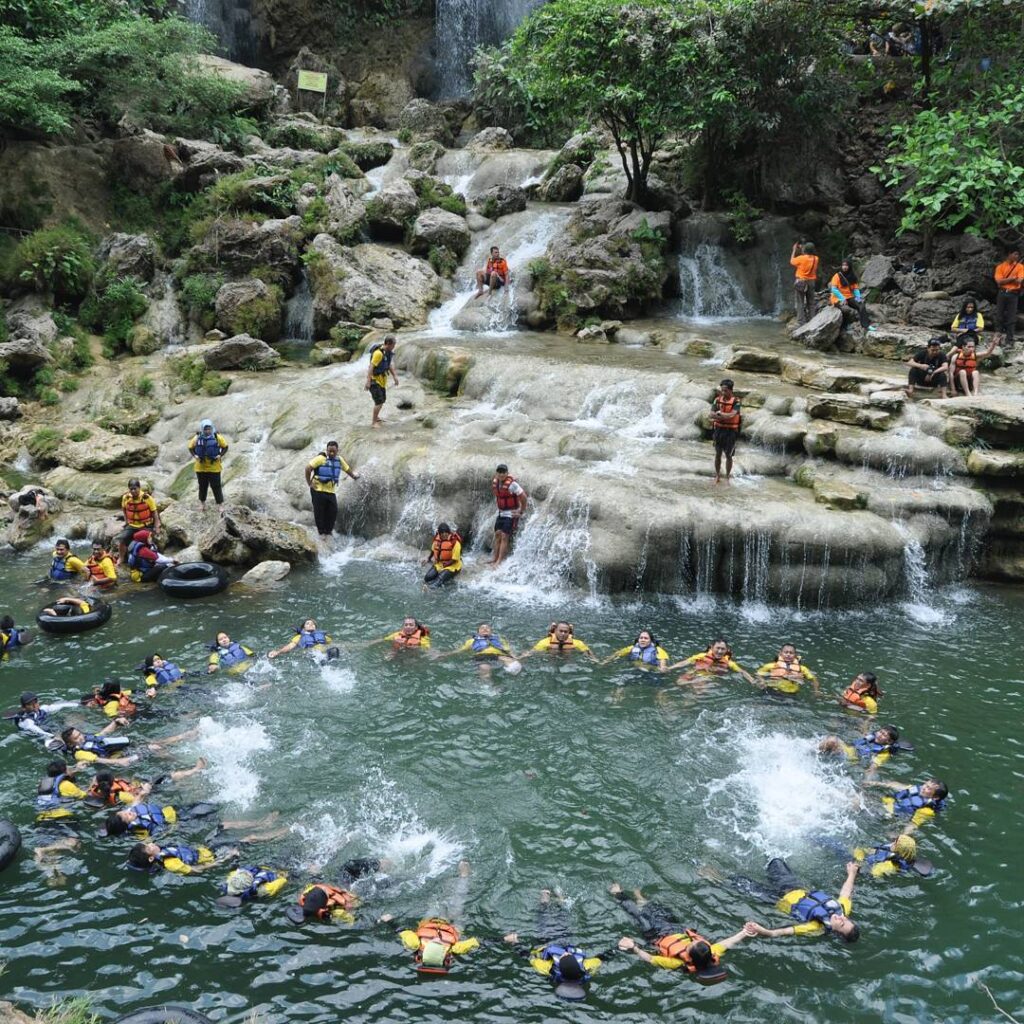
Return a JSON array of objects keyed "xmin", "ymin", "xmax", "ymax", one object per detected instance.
[{"xmin": 601, "ymin": 630, "xmax": 670, "ymax": 671}]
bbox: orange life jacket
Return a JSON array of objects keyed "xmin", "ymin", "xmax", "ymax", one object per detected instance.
[
  {"xmin": 692, "ymin": 648, "xmax": 732, "ymax": 674},
  {"xmin": 493, "ymin": 476, "xmax": 522, "ymax": 511},
  {"xmin": 84, "ymin": 691, "xmax": 137, "ymax": 717},
  {"xmin": 842, "ymin": 680, "xmax": 879, "ymax": 708},
  {"xmin": 123, "ymin": 494, "xmax": 155, "ymax": 528},
  {"xmin": 416, "ymin": 918, "xmax": 459, "ymax": 947},
  {"xmin": 86, "ymin": 555, "xmax": 114, "ymax": 585},
  {"xmin": 712, "ymin": 396, "xmax": 741, "ymax": 430},
  {"xmin": 431, "ymin": 532, "xmax": 461, "ymax": 565},
  {"xmin": 88, "ymin": 778, "xmax": 135, "ymax": 805},
  {"xmin": 954, "ymin": 348, "xmax": 977, "ymax": 374},
  {"xmin": 393, "ymin": 624, "xmax": 430, "ymax": 648},
  {"xmin": 299, "ymin": 884, "xmax": 356, "ymax": 920},
  {"xmin": 654, "ymin": 930, "xmax": 719, "ymax": 973},
  {"xmin": 770, "ymin": 657, "xmax": 802, "ymax": 680}
]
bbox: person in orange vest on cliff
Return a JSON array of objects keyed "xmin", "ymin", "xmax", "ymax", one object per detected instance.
[
  {"xmin": 710, "ymin": 379, "xmax": 741, "ymax": 485},
  {"xmin": 994, "ymin": 243, "xmax": 1023, "ymax": 349},
  {"xmin": 829, "ymin": 258, "xmax": 874, "ymax": 331},
  {"xmin": 117, "ymin": 478, "xmax": 160, "ymax": 570},
  {"xmin": 487, "ymin": 463, "xmax": 526, "ymax": 568},
  {"xmin": 790, "ymin": 240, "xmax": 820, "ymax": 325}
]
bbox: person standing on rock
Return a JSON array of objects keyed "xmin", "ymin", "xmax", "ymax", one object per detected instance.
[
  {"xmin": 304, "ymin": 440, "xmax": 360, "ymax": 538},
  {"xmin": 828, "ymin": 259, "xmax": 874, "ymax": 331},
  {"xmin": 473, "ymin": 246, "xmax": 510, "ymax": 299},
  {"xmin": 905, "ymin": 338, "xmax": 949, "ymax": 398},
  {"xmin": 710, "ymin": 379, "xmax": 741, "ymax": 484},
  {"xmin": 790, "ymin": 242, "xmax": 820, "ymax": 325},
  {"xmin": 488, "ymin": 463, "xmax": 527, "ymax": 567},
  {"xmin": 365, "ymin": 335, "xmax": 399, "ymax": 429},
  {"xmin": 118, "ymin": 478, "xmax": 160, "ymax": 570},
  {"xmin": 188, "ymin": 419, "xmax": 229, "ymax": 512},
  {"xmin": 994, "ymin": 243, "xmax": 1023, "ymax": 349}
]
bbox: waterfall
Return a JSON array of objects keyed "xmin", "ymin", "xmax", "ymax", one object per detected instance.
[
  {"xmin": 434, "ymin": 0, "xmax": 545, "ymax": 97},
  {"xmin": 678, "ymin": 243, "xmax": 760, "ymax": 321},
  {"xmin": 183, "ymin": 0, "xmax": 259, "ymax": 63},
  {"xmin": 284, "ymin": 272, "xmax": 314, "ymax": 344}
]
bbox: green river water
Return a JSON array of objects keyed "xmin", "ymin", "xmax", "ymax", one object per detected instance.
[{"xmin": 0, "ymin": 542, "xmax": 1021, "ymax": 1023}]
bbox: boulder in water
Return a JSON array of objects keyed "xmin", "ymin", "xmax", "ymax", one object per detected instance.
[
  {"xmin": 398, "ymin": 99, "xmax": 453, "ymax": 145},
  {"xmin": 467, "ymin": 127, "xmax": 514, "ymax": 152},
  {"xmin": 813, "ymin": 478, "xmax": 868, "ymax": 510},
  {"xmin": 537, "ymin": 164, "xmax": 584, "ymax": 203},
  {"xmin": 365, "ymin": 180, "xmax": 419, "ymax": 240},
  {"xmin": 791, "ymin": 306, "xmax": 843, "ymax": 350},
  {"xmin": 215, "ymin": 279, "xmax": 283, "ymax": 343},
  {"xmin": 57, "ymin": 429, "xmax": 158, "ymax": 472},
  {"xmin": 240, "ymin": 560, "xmax": 292, "ymax": 586},
  {"xmin": 203, "ymin": 334, "xmax": 281, "ymax": 371},
  {"xmin": 473, "ymin": 185, "xmax": 527, "ymax": 219},
  {"xmin": 409, "ymin": 209, "xmax": 471, "ymax": 258},
  {"xmin": 407, "ymin": 140, "xmax": 445, "ymax": 173},
  {"xmin": 97, "ymin": 233, "xmax": 157, "ymax": 282}
]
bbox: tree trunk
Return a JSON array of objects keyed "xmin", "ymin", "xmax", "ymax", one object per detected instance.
[{"xmin": 918, "ymin": 16, "xmax": 933, "ymax": 105}]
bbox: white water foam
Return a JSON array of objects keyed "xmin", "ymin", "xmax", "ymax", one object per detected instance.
[
  {"xmin": 320, "ymin": 663, "xmax": 358, "ymax": 694},
  {"xmin": 195, "ymin": 715, "xmax": 271, "ymax": 810}
]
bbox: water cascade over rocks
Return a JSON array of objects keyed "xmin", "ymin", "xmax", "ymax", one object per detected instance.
[{"xmin": 183, "ymin": 0, "xmax": 260, "ymax": 63}]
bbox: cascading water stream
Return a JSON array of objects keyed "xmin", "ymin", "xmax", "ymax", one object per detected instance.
[
  {"xmin": 183, "ymin": 0, "xmax": 259, "ymax": 63},
  {"xmin": 283, "ymin": 271, "xmax": 314, "ymax": 344}
]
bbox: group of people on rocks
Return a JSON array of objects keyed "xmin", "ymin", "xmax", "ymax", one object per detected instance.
[
  {"xmin": 5, "ymin": 608, "xmax": 951, "ymax": 1001},
  {"xmin": 791, "ymin": 239, "xmax": 1021, "ymax": 399}
]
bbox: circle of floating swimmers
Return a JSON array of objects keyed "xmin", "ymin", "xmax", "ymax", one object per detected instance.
[{"xmin": 4, "ymin": 603, "xmax": 951, "ymax": 1004}]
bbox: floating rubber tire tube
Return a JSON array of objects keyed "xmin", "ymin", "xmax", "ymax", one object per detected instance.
[
  {"xmin": 159, "ymin": 562, "xmax": 229, "ymax": 599},
  {"xmin": 0, "ymin": 819, "xmax": 21, "ymax": 872},
  {"xmin": 35, "ymin": 600, "xmax": 111, "ymax": 635},
  {"xmin": 115, "ymin": 1007, "xmax": 213, "ymax": 1024}
]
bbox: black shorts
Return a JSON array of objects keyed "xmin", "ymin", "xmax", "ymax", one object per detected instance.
[
  {"xmin": 713, "ymin": 428, "xmax": 739, "ymax": 457},
  {"xmin": 370, "ymin": 382, "xmax": 387, "ymax": 406},
  {"xmin": 117, "ymin": 524, "xmax": 147, "ymax": 545},
  {"xmin": 908, "ymin": 367, "xmax": 947, "ymax": 388},
  {"xmin": 490, "ymin": 274, "xmax": 506, "ymax": 290},
  {"xmin": 494, "ymin": 515, "xmax": 517, "ymax": 535}
]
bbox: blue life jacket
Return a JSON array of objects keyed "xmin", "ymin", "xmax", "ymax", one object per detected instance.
[
  {"xmin": 132, "ymin": 804, "xmax": 169, "ymax": 835},
  {"xmin": 50, "ymin": 553, "xmax": 77, "ymax": 581},
  {"xmin": 36, "ymin": 773, "xmax": 72, "ymax": 809},
  {"xmin": 315, "ymin": 456, "xmax": 341, "ymax": 485},
  {"xmin": 853, "ymin": 736, "xmax": 893, "ymax": 760},
  {"xmin": 629, "ymin": 643, "xmax": 660, "ymax": 664},
  {"xmin": 14, "ymin": 708, "xmax": 49, "ymax": 729},
  {"xmin": 127, "ymin": 540, "xmax": 156, "ymax": 571},
  {"xmin": 151, "ymin": 663, "xmax": 183, "ymax": 686},
  {"xmin": 541, "ymin": 944, "xmax": 590, "ymax": 984},
  {"xmin": 1, "ymin": 628, "xmax": 24, "ymax": 652},
  {"xmin": 892, "ymin": 785, "xmax": 945, "ymax": 816},
  {"xmin": 298, "ymin": 629, "xmax": 328, "ymax": 649},
  {"xmin": 158, "ymin": 844, "xmax": 200, "ymax": 867},
  {"xmin": 193, "ymin": 432, "xmax": 223, "ymax": 462},
  {"xmin": 369, "ymin": 344, "xmax": 393, "ymax": 375},
  {"xmin": 80, "ymin": 734, "xmax": 115, "ymax": 757},
  {"xmin": 790, "ymin": 890, "xmax": 843, "ymax": 926},
  {"xmin": 863, "ymin": 847, "xmax": 912, "ymax": 873},
  {"xmin": 470, "ymin": 634, "xmax": 507, "ymax": 655},
  {"xmin": 221, "ymin": 866, "xmax": 280, "ymax": 901},
  {"xmin": 218, "ymin": 641, "xmax": 250, "ymax": 667},
  {"xmin": 958, "ymin": 312, "xmax": 980, "ymax": 332}
]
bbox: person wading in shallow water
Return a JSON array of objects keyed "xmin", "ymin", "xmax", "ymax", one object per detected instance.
[
  {"xmin": 304, "ymin": 441, "xmax": 360, "ymax": 539},
  {"xmin": 710, "ymin": 379, "xmax": 741, "ymax": 485},
  {"xmin": 365, "ymin": 335, "xmax": 399, "ymax": 430},
  {"xmin": 487, "ymin": 463, "xmax": 526, "ymax": 568}
]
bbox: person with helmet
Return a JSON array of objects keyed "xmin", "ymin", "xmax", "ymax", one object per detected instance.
[
  {"xmin": 423, "ymin": 522, "xmax": 462, "ymax": 588},
  {"xmin": 117, "ymin": 478, "xmax": 160, "ymax": 569},
  {"xmin": 710, "ymin": 378, "xmax": 742, "ymax": 484},
  {"xmin": 304, "ymin": 440, "xmax": 360, "ymax": 538},
  {"xmin": 188, "ymin": 419, "xmax": 230, "ymax": 511},
  {"xmin": 840, "ymin": 671, "xmax": 884, "ymax": 714},
  {"xmin": 365, "ymin": 335, "xmax": 399, "ymax": 429},
  {"xmin": 611, "ymin": 883, "xmax": 756, "ymax": 982},
  {"xmin": 852, "ymin": 835, "xmax": 931, "ymax": 878},
  {"xmin": 487, "ymin": 463, "xmax": 526, "ymax": 568},
  {"xmin": 739, "ymin": 859, "xmax": 862, "ymax": 943},
  {"xmin": 7, "ymin": 691, "xmax": 77, "ymax": 743},
  {"xmin": 46, "ymin": 538, "xmax": 88, "ymax": 583},
  {"xmin": 755, "ymin": 643, "xmax": 819, "ymax": 695},
  {"xmin": 124, "ymin": 529, "xmax": 177, "ymax": 583},
  {"xmin": 503, "ymin": 890, "xmax": 610, "ymax": 1002},
  {"xmin": 218, "ymin": 865, "xmax": 289, "ymax": 907}
]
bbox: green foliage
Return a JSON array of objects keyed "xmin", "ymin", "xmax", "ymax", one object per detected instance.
[
  {"xmin": 221, "ymin": 283, "xmax": 282, "ymax": 339},
  {"xmin": 134, "ymin": 374, "xmax": 154, "ymax": 397},
  {"xmin": 527, "ymin": 257, "xmax": 578, "ymax": 328},
  {"xmin": 51, "ymin": 325, "xmax": 93, "ymax": 372},
  {"xmin": 0, "ymin": 27, "xmax": 80, "ymax": 135},
  {"xmin": 478, "ymin": 196, "xmax": 499, "ymax": 220},
  {"xmin": 338, "ymin": 141, "xmax": 394, "ymax": 171},
  {"xmin": 180, "ymin": 272, "xmax": 223, "ymax": 329},
  {"xmin": 7, "ymin": 223, "xmax": 94, "ymax": 303},
  {"xmin": 68, "ymin": 427, "xmax": 91, "ymax": 442},
  {"xmin": 428, "ymin": 245, "xmax": 458, "ymax": 278},
  {"xmin": 79, "ymin": 276, "xmax": 148, "ymax": 354},
  {"xmin": 39, "ymin": 386, "xmax": 60, "ymax": 405},
  {"xmin": 545, "ymin": 135, "xmax": 597, "ymax": 179},
  {"xmin": 408, "ymin": 175, "xmax": 468, "ymax": 216},
  {"xmin": 0, "ymin": 308, "xmax": 7, "ymax": 344},
  {"xmin": 329, "ymin": 322, "xmax": 370, "ymax": 351},
  {"xmin": 264, "ymin": 121, "xmax": 342, "ymax": 153},
  {"xmin": 40, "ymin": 996, "xmax": 101, "ymax": 1024},
  {"xmin": 301, "ymin": 195, "xmax": 330, "ymax": 236},
  {"xmin": 170, "ymin": 354, "xmax": 230, "ymax": 396},
  {"xmin": 396, "ymin": 127, "xmax": 413, "ymax": 145},
  {"xmin": 875, "ymin": 82, "xmax": 1024, "ymax": 254},
  {"xmin": 28, "ymin": 426, "xmax": 62, "ymax": 462},
  {"xmin": 723, "ymin": 189, "xmax": 761, "ymax": 245},
  {"xmin": 203, "ymin": 169, "xmax": 296, "ymax": 218}
]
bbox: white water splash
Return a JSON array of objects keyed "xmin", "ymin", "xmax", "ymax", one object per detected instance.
[
  {"xmin": 195, "ymin": 715, "xmax": 271, "ymax": 810},
  {"xmin": 320, "ymin": 663, "xmax": 358, "ymax": 694},
  {"xmin": 678, "ymin": 243, "xmax": 760, "ymax": 322}
]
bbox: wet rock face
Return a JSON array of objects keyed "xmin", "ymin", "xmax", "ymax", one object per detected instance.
[
  {"xmin": 56, "ymin": 430, "xmax": 158, "ymax": 472},
  {"xmin": 409, "ymin": 208, "xmax": 471, "ymax": 258},
  {"xmin": 399, "ymin": 99, "xmax": 453, "ymax": 145},
  {"xmin": 215, "ymin": 279, "xmax": 283, "ymax": 343},
  {"xmin": 203, "ymin": 334, "xmax": 281, "ymax": 371}
]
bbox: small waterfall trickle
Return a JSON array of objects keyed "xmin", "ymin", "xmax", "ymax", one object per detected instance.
[
  {"xmin": 183, "ymin": 0, "xmax": 260, "ymax": 63},
  {"xmin": 678, "ymin": 243, "xmax": 760, "ymax": 321},
  {"xmin": 283, "ymin": 272, "xmax": 314, "ymax": 344},
  {"xmin": 434, "ymin": 0, "xmax": 544, "ymax": 97}
]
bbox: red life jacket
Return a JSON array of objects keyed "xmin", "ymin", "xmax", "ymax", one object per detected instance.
[
  {"xmin": 713, "ymin": 396, "xmax": 741, "ymax": 430},
  {"xmin": 954, "ymin": 348, "xmax": 978, "ymax": 374},
  {"xmin": 88, "ymin": 778, "xmax": 135, "ymax": 805},
  {"xmin": 691, "ymin": 648, "xmax": 733, "ymax": 674},
  {"xmin": 393, "ymin": 624, "xmax": 430, "ymax": 648},
  {"xmin": 431, "ymin": 532, "xmax": 461, "ymax": 565},
  {"xmin": 123, "ymin": 494, "xmax": 156, "ymax": 528},
  {"xmin": 493, "ymin": 476, "xmax": 522, "ymax": 511},
  {"xmin": 86, "ymin": 555, "xmax": 114, "ymax": 586},
  {"xmin": 299, "ymin": 884, "xmax": 356, "ymax": 920}
]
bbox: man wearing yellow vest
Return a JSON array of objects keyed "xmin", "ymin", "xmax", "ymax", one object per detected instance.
[{"xmin": 118, "ymin": 478, "xmax": 159, "ymax": 570}]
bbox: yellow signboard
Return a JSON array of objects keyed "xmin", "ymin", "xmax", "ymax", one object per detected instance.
[{"xmin": 297, "ymin": 70, "xmax": 328, "ymax": 94}]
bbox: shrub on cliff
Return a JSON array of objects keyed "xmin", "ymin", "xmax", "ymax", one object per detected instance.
[
  {"xmin": 5, "ymin": 223, "xmax": 95, "ymax": 304},
  {"xmin": 79, "ymin": 275, "xmax": 149, "ymax": 355}
]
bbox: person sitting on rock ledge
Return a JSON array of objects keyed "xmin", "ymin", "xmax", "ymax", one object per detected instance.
[
  {"xmin": 423, "ymin": 523, "xmax": 462, "ymax": 588},
  {"xmin": 829, "ymin": 258, "xmax": 874, "ymax": 331},
  {"xmin": 905, "ymin": 338, "xmax": 949, "ymax": 398},
  {"xmin": 117, "ymin": 478, "xmax": 160, "ymax": 570},
  {"xmin": 951, "ymin": 297, "xmax": 985, "ymax": 340},
  {"xmin": 947, "ymin": 332, "xmax": 996, "ymax": 397},
  {"xmin": 473, "ymin": 245, "xmax": 510, "ymax": 299}
]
